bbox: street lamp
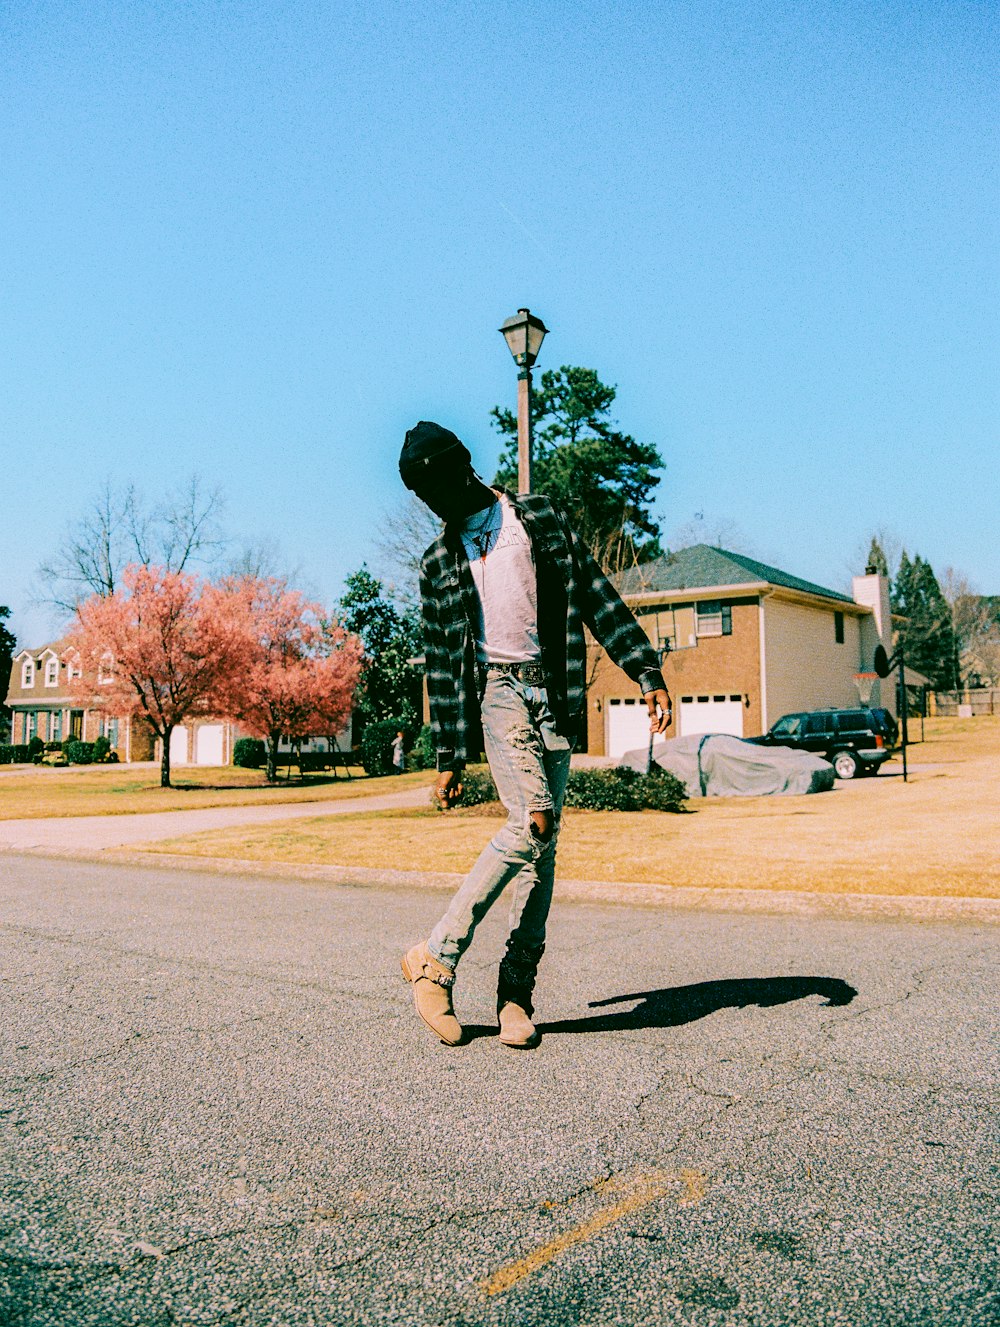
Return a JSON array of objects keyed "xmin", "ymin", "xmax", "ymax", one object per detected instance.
[{"xmin": 499, "ymin": 307, "xmax": 549, "ymax": 492}]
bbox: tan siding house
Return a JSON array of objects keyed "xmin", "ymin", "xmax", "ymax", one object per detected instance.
[{"xmin": 587, "ymin": 545, "xmax": 893, "ymax": 757}]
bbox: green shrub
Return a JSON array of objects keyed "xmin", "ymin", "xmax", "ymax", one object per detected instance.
[
  {"xmin": 359, "ymin": 718, "xmax": 405, "ymax": 776},
  {"xmin": 563, "ymin": 765, "xmax": 687, "ymax": 813},
  {"xmin": 438, "ymin": 764, "xmax": 687, "ymax": 813},
  {"xmin": 447, "ymin": 766, "xmax": 498, "ymax": 808},
  {"xmin": 27, "ymin": 736, "xmax": 44, "ymax": 761},
  {"xmin": 0, "ymin": 744, "xmax": 15, "ymax": 765},
  {"xmin": 45, "ymin": 740, "xmax": 63, "ymax": 752},
  {"xmin": 64, "ymin": 739, "xmax": 95, "ymax": 765},
  {"xmin": 407, "ymin": 723, "xmax": 436, "ymax": 771},
  {"xmin": 233, "ymin": 737, "xmax": 266, "ymax": 768},
  {"xmin": 93, "ymin": 736, "xmax": 111, "ymax": 762}
]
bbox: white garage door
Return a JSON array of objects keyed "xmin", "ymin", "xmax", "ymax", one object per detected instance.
[
  {"xmin": 195, "ymin": 724, "xmax": 225, "ymax": 765},
  {"xmin": 679, "ymin": 694, "xmax": 745, "ymax": 739},
  {"xmin": 607, "ymin": 697, "xmax": 653, "ymax": 758},
  {"xmin": 169, "ymin": 726, "xmax": 189, "ymax": 766}
]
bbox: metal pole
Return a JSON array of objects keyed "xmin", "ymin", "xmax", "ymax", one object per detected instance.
[
  {"xmin": 898, "ymin": 646, "xmax": 908, "ymax": 783},
  {"xmin": 517, "ymin": 366, "xmax": 532, "ymax": 493}
]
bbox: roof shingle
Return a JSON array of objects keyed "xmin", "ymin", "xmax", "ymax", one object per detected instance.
[{"xmin": 616, "ymin": 544, "xmax": 854, "ymax": 604}]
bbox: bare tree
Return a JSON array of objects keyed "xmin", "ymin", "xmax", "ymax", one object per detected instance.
[
  {"xmin": 940, "ymin": 566, "xmax": 1000, "ymax": 686},
  {"xmin": 152, "ymin": 474, "xmax": 227, "ymax": 574},
  {"xmin": 371, "ymin": 494, "xmax": 443, "ymax": 598},
  {"xmin": 37, "ymin": 475, "xmax": 226, "ymax": 615},
  {"xmin": 669, "ymin": 512, "xmax": 757, "ymax": 557}
]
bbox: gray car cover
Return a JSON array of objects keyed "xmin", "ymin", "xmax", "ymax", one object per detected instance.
[{"xmin": 618, "ymin": 734, "xmax": 835, "ymax": 797}]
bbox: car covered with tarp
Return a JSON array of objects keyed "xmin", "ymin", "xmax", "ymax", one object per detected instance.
[{"xmin": 618, "ymin": 733, "xmax": 835, "ymax": 798}]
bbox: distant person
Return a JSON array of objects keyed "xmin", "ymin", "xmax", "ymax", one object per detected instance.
[
  {"xmin": 391, "ymin": 730, "xmax": 405, "ymax": 775},
  {"xmin": 398, "ymin": 421, "xmax": 671, "ymax": 1049}
]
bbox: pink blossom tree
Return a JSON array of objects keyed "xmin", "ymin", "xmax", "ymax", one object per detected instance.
[
  {"xmin": 69, "ymin": 564, "xmax": 246, "ymax": 787},
  {"xmin": 214, "ymin": 577, "xmax": 362, "ymax": 783}
]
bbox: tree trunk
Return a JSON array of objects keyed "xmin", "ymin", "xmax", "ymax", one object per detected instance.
[
  {"xmin": 266, "ymin": 732, "xmax": 280, "ymax": 784},
  {"xmin": 160, "ymin": 727, "xmax": 172, "ymax": 788}
]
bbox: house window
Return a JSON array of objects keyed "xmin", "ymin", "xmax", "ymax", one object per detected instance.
[
  {"xmin": 44, "ymin": 658, "xmax": 58, "ymax": 687},
  {"xmin": 834, "ymin": 611, "xmax": 845, "ymax": 644},
  {"xmin": 52, "ymin": 711, "xmax": 63, "ymax": 741},
  {"xmin": 21, "ymin": 659, "xmax": 35, "ymax": 687},
  {"xmin": 98, "ymin": 652, "xmax": 115, "ymax": 684},
  {"xmin": 655, "ymin": 607, "xmax": 694, "ymax": 652},
  {"xmin": 106, "ymin": 717, "xmax": 119, "ymax": 748},
  {"xmin": 26, "ymin": 711, "xmax": 37, "ymax": 740},
  {"xmin": 696, "ymin": 601, "xmax": 733, "ymax": 637}
]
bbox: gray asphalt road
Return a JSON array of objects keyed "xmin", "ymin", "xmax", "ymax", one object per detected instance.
[{"xmin": 1, "ymin": 856, "xmax": 996, "ymax": 1327}]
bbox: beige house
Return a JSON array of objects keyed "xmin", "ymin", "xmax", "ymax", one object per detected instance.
[{"xmin": 588, "ymin": 545, "xmax": 894, "ymax": 757}]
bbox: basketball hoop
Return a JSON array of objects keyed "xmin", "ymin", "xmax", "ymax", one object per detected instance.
[{"xmin": 853, "ymin": 672, "xmax": 878, "ymax": 706}]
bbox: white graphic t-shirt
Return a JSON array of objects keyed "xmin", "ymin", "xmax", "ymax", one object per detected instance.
[{"xmin": 460, "ymin": 495, "xmax": 540, "ymax": 664}]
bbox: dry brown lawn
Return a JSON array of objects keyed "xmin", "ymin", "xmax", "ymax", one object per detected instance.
[
  {"xmin": 136, "ymin": 717, "xmax": 1000, "ymax": 899},
  {"xmin": 0, "ymin": 764, "xmax": 433, "ymax": 819}
]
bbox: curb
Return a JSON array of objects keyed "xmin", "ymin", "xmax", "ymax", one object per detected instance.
[{"xmin": 8, "ymin": 844, "xmax": 999, "ymax": 925}]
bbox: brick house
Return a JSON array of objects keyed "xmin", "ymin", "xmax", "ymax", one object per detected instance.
[
  {"xmin": 4, "ymin": 638, "xmax": 155, "ymax": 760},
  {"xmin": 588, "ymin": 545, "xmax": 894, "ymax": 757},
  {"xmin": 4, "ymin": 641, "xmax": 353, "ymax": 766}
]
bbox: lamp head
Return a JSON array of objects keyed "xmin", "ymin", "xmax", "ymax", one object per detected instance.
[{"xmin": 499, "ymin": 307, "xmax": 549, "ymax": 368}]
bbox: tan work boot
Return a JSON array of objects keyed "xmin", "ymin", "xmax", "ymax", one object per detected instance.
[
  {"xmin": 401, "ymin": 942, "xmax": 462, "ymax": 1045},
  {"xmin": 498, "ymin": 1000, "xmax": 539, "ymax": 1049}
]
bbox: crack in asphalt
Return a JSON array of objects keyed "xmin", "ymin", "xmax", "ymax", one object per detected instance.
[
  {"xmin": 817, "ymin": 962, "xmax": 945, "ymax": 1041},
  {"xmin": 5, "ymin": 1015, "xmax": 268, "ymax": 1087},
  {"xmin": 0, "ymin": 921, "xmax": 361, "ymax": 1003}
]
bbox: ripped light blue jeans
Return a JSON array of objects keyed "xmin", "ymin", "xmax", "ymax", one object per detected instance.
[{"xmin": 428, "ymin": 673, "xmax": 573, "ymax": 971}]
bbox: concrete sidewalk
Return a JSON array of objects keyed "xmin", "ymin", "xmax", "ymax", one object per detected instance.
[{"xmin": 0, "ymin": 783, "xmax": 431, "ymax": 852}]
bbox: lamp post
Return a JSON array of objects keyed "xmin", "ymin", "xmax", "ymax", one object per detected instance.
[{"xmin": 499, "ymin": 307, "xmax": 549, "ymax": 492}]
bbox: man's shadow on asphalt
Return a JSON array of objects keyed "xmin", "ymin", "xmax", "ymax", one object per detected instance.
[{"xmin": 464, "ymin": 976, "xmax": 856, "ymax": 1042}]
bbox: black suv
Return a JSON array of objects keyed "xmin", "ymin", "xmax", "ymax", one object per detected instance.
[{"xmin": 752, "ymin": 708, "xmax": 894, "ymax": 779}]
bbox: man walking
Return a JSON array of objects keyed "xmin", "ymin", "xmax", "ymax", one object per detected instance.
[{"xmin": 399, "ymin": 421, "xmax": 671, "ymax": 1048}]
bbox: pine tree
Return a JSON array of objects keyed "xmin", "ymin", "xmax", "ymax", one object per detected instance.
[
  {"xmin": 866, "ymin": 537, "xmax": 889, "ymax": 576},
  {"xmin": 492, "ymin": 365, "xmax": 664, "ymax": 570},
  {"xmin": 0, "ymin": 606, "xmax": 15, "ymax": 743},
  {"xmin": 891, "ymin": 552, "xmax": 958, "ymax": 689}
]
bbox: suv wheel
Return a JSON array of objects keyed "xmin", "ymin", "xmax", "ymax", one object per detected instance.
[{"xmin": 833, "ymin": 751, "xmax": 860, "ymax": 780}]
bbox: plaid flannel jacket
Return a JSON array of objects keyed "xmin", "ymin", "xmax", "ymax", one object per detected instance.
[{"xmin": 419, "ymin": 491, "xmax": 666, "ymax": 770}]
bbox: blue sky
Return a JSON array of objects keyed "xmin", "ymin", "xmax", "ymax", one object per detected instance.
[{"xmin": 2, "ymin": 0, "xmax": 997, "ymax": 647}]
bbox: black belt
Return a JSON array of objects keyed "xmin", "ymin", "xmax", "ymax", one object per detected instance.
[{"xmin": 479, "ymin": 661, "xmax": 548, "ymax": 686}]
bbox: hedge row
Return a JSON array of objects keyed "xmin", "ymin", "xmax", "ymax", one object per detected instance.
[
  {"xmin": 0, "ymin": 737, "xmax": 118, "ymax": 765},
  {"xmin": 437, "ymin": 764, "xmax": 687, "ymax": 814}
]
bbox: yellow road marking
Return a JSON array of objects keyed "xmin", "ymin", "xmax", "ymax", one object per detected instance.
[
  {"xmin": 679, "ymin": 1169, "xmax": 707, "ymax": 1206},
  {"xmin": 480, "ymin": 1169, "xmax": 707, "ymax": 1298}
]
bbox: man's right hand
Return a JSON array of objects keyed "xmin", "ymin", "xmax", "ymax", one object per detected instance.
[{"xmin": 435, "ymin": 770, "xmax": 463, "ymax": 810}]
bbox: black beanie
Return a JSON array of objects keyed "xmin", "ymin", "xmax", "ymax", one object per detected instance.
[{"xmin": 399, "ymin": 421, "xmax": 471, "ymax": 489}]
